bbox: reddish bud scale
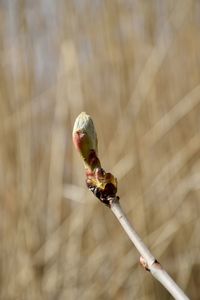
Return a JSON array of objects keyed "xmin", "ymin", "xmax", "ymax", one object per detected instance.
[{"xmin": 72, "ymin": 130, "xmax": 85, "ymax": 152}]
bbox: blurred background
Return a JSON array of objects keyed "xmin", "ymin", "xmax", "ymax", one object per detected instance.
[{"xmin": 0, "ymin": 0, "xmax": 199, "ymax": 299}]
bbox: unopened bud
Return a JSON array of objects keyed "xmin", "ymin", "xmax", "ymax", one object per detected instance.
[{"xmin": 72, "ymin": 112, "xmax": 100, "ymax": 170}]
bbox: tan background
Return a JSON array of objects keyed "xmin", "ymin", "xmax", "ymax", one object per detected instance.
[{"xmin": 0, "ymin": 0, "xmax": 199, "ymax": 299}]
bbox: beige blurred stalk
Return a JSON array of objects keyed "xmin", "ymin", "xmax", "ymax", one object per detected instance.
[{"xmin": 72, "ymin": 112, "xmax": 190, "ymax": 300}]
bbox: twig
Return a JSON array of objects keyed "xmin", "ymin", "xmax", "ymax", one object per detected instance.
[
  {"xmin": 109, "ymin": 197, "xmax": 190, "ymax": 300},
  {"xmin": 72, "ymin": 112, "xmax": 190, "ymax": 300}
]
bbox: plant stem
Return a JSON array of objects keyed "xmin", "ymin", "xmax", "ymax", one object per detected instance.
[
  {"xmin": 73, "ymin": 112, "xmax": 190, "ymax": 299},
  {"xmin": 109, "ymin": 197, "xmax": 190, "ymax": 300}
]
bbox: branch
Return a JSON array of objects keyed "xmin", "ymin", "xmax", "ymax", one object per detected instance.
[
  {"xmin": 109, "ymin": 197, "xmax": 189, "ymax": 300},
  {"xmin": 72, "ymin": 112, "xmax": 190, "ymax": 300}
]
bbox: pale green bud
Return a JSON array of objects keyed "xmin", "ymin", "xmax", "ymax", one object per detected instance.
[{"xmin": 72, "ymin": 112, "xmax": 99, "ymax": 170}]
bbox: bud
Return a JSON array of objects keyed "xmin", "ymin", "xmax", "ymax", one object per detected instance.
[
  {"xmin": 72, "ymin": 112, "xmax": 100, "ymax": 170},
  {"xmin": 73, "ymin": 112, "xmax": 118, "ymax": 204}
]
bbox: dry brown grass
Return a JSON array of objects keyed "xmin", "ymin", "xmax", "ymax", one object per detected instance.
[{"xmin": 0, "ymin": 1, "xmax": 199, "ymax": 299}]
